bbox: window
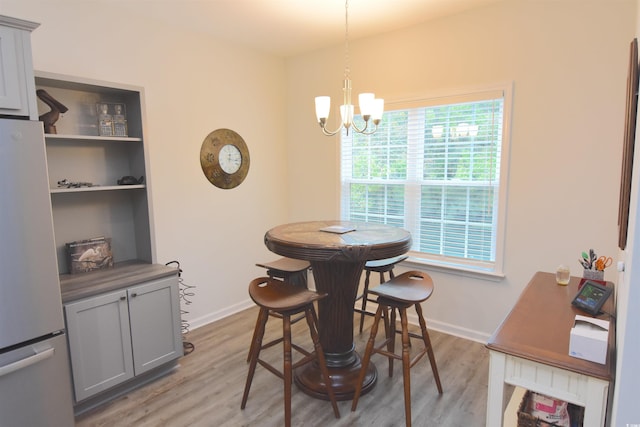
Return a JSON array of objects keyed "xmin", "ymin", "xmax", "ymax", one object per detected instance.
[{"xmin": 340, "ymin": 85, "xmax": 511, "ymax": 275}]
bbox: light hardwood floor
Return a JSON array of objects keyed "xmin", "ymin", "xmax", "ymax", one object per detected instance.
[{"xmin": 75, "ymin": 307, "xmax": 489, "ymax": 427}]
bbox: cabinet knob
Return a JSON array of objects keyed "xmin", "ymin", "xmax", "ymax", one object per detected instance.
[
  {"xmin": 131, "ymin": 292, "xmax": 137, "ymax": 298},
  {"xmin": 120, "ymin": 296, "xmax": 126, "ymax": 301}
]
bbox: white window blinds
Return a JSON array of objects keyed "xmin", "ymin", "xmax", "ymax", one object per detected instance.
[{"xmin": 340, "ymin": 87, "xmax": 510, "ymax": 273}]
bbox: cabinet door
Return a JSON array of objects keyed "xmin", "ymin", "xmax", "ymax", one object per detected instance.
[
  {"xmin": 0, "ymin": 19, "xmax": 36, "ymax": 118},
  {"xmin": 64, "ymin": 290, "xmax": 134, "ymax": 402},
  {"xmin": 0, "ymin": 25, "xmax": 22, "ymax": 110},
  {"xmin": 128, "ymin": 274, "xmax": 183, "ymax": 375}
]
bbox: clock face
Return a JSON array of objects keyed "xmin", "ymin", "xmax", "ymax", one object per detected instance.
[
  {"xmin": 200, "ymin": 129, "xmax": 250, "ymax": 189},
  {"xmin": 219, "ymin": 144, "xmax": 242, "ymax": 174}
]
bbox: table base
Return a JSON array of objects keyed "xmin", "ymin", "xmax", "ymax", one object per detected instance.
[{"xmin": 294, "ymin": 353, "xmax": 377, "ymax": 401}]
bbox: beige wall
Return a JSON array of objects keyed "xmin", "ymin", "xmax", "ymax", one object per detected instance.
[
  {"xmin": 286, "ymin": 1, "xmax": 636, "ymax": 338},
  {"xmin": 2, "ymin": 0, "xmax": 290, "ymax": 325},
  {"xmin": 2, "ymin": 0, "xmax": 636, "ymax": 340}
]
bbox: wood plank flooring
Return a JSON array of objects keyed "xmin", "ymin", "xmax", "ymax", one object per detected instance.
[{"xmin": 75, "ymin": 307, "xmax": 489, "ymax": 426}]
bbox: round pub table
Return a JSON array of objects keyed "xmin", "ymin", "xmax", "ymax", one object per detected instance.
[{"xmin": 264, "ymin": 220, "xmax": 412, "ymax": 401}]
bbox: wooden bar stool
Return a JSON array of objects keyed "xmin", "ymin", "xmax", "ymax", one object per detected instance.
[
  {"xmin": 256, "ymin": 257, "xmax": 310, "ymax": 288},
  {"xmin": 241, "ymin": 277, "xmax": 340, "ymax": 427},
  {"xmin": 351, "ymin": 270, "xmax": 443, "ymax": 427},
  {"xmin": 354, "ymin": 255, "xmax": 408, "ymax": 333},
  {"xmin": 247, "ymin": 258, "xmax": 311, "ymax": 362}
]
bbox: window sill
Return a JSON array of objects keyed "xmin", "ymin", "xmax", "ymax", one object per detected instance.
[{"xmin": 403, "ymin": 255, "xmax": 505, "ymax": 282}]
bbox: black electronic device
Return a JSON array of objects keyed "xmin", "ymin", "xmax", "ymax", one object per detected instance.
[{"xmin": 571, "ymin": 280, "xmax": 612, "ymax": 316}]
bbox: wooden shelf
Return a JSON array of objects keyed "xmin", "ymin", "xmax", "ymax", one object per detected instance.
[
  {"xmin": 50, "ymin": 185, "xmax": 145, "ymax": 194},
  {"xmin": 45, "ymin": 134, "xmax": 142, "ymax": 143}
]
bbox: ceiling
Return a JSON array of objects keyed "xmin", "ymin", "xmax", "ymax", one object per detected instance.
[{"xmin": 120, "ymin": 0, "xmax": 502, "ymax": 57}]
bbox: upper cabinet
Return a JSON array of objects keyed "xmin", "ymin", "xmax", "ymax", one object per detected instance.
[
  {"xmin": 35, "ymin": 71, "xmax": 156, "ymax": 275},
  {"xmin": 0, "ymin": 15, "xmax": 39, "ymax": 119}
]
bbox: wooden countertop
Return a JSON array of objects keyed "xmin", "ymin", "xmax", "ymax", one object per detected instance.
[
  {"xmin": 60, "ymin": 260, "xmax": 178, "ymax": 303},
  {"xmin": 486, "ymin": 271, "xmax": 615, "ymax": 381}
]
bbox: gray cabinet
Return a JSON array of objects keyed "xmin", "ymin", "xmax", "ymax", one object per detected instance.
[
  {"xmin": 0, "ymin": 15, "xmax": 38, "ymax": 119},
  {"xmin": 64, "ymin": 273, "xmax": 182, "ymax": 402}
]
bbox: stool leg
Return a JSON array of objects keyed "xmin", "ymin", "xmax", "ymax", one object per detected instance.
[
  {"xmin": 359, "ymin": 270, "xmax": 372, "ymax": 333},
  {"xmin": 283, "ymin": 313, "xmax": 293, "ymax": 427},
  {"xmin": 389, "ymin": 307, "xmax": 397, "ymax": 376},
  {"xmin": 246, "ymin": 307, "xmax": 265, "ymax": 363},
  {"xmin": 351, "ymin": 305, "xmax": 384, "ymax": 412},
  {"xmin": 241, "ymin": 307, "xmax": 269, "ymax": 409},
  {"xmin": 381, "ymin": 306, "xmax": 392, "ymax": 377},
  {"xmin": 415, "ymin": 303, "xmax": 443, "ymax": 394},
  {"xmin": 399, "ymin": 307, "xmax": 412, "ymax": 427},
  {"xmin": 306, "ymin": 306, "xmax": 340, "ymax": 419}
]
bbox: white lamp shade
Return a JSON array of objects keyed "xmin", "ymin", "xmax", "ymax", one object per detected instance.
[
  {"xmin": 340, "ymin": 104, "xmax": 354, "ymax": 127},
  {"xmin": 315, "ymin": 96, "xmax": 331, "ymax": 121},
  {"xmin": 371, "ymin": 98, "xmax": 384, "ymax": 121},
  {"xmin": 358, "ymin": 93, "xmax": 374, "ymax": 116}
]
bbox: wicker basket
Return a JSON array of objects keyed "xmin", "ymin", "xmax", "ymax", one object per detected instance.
[{"xmin": 517, "ymin": 391, "xmax": 584, "ymax": 427}]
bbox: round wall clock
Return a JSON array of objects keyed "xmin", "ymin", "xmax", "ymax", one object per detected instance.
[{"xmin": 200, "ymin": 128, "xmax": 250, "ymax": 189}]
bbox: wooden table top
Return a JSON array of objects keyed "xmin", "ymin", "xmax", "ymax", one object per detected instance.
[
  {"xmin": 264, "ymin": 220, "xmax": 412, "ymax": 263},
  {"xmin": 486, "ymin": 271, "xmax": 615, "ymax": 381}
]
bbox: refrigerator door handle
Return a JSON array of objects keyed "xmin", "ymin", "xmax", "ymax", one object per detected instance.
[{"xmin": 0, "ymin": 347, "xmax": 54, "ymax": 378}]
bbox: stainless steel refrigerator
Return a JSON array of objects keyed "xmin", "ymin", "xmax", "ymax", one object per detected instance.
[{"xmin": 0, "ymin": 118, "xmax": 75, "ymax": 426}]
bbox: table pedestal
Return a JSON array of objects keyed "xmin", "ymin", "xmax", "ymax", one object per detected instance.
[{"xmin": 294, "ymin": 260, "xmax": 377, "ymax": 401}]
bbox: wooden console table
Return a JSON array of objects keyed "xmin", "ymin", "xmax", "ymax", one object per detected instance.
[{"xmin": 486, "ymin": 271, "xmax": 615, "ymax": 427}]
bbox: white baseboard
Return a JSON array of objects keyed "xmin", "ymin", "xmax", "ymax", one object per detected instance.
[
  {"xmin": 403, "ymin": 312, "xmax": 491, "ymax": 344},
  {"xmin": 188, "ymin": 299, "xmax": 255, "ymax": 330},
  {"xmin": 187, "ymin": 299, "xmax": 491, "ymax": 345}
]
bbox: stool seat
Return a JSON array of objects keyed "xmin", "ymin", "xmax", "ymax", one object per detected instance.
[
  {"xmin": 352, "ymin": 270, "xmax": 442, "ymax": 427},
  {"xmin": 364, "ymin": 255, "xmax": 408, "ymax": 271},
  {"xmin": 242, "ymin": 277, "xmax": 340, "ymax": 427},
  {"xmin": 256, "ymin": 257, "xmax": 310, "ymax": 288},
  {"xmin": 256, "ymin": 257, "xmax": 310, "ymax": 274},
  {"xmin": 369, "ymin": 271, "xmax": 433, "ymax": 304},
  {"xmin": 249, "ymin": 277, "xmax": 325, "ymax": 312}
]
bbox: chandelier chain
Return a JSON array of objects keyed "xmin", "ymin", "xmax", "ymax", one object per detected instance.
[{"xmin": 344, "ymin": 0, "xmax": 350, "ymax": 79}]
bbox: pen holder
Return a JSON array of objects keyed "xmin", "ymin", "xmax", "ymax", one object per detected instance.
[{"xmin": 583, "ymin": 269, "xmax": 604, "ymax": 281}]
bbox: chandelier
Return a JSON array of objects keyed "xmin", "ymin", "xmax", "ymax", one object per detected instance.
[{"xmin": 314, "ymin": 0, "xmax": 384, "ymax": 136}]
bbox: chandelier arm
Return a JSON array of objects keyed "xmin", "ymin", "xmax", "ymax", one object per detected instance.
[
  {"xmin": 353, "ymin": 121, "xmax": 379, "ymax": 136},
  {"xmin": 320, "ymin": 123, "xmax": 345, "ymax": 136},
  {"xmin": 350, "ymin": 119, "xmax": 369, "ymax": 134},
  {"xmin": 359, "ymin": 123, "xmax": 379, "ymax": 136}
]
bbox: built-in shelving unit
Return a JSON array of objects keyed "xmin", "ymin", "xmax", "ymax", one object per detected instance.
[
  {"xmin": 35, "ymin": 71, "xmax": 156, "ymax": 276},
  {"xmin": 35, "ymin": 72, "xmax": 182, "ymax": 411}
]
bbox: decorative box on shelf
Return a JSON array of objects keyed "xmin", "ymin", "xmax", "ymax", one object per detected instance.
[{"xmin": 66, "ymin": 236, "xmax": 113, "ymax": 274}]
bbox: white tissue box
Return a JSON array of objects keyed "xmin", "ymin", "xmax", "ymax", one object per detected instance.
[{"xmin": 569, "ymin": 315, "xmax": 609, "ymax": 364}]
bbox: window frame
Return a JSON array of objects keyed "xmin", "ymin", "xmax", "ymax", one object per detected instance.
[{"xmin": 340, "ymin": 83, "xmax": 512, "ymax": 279}]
